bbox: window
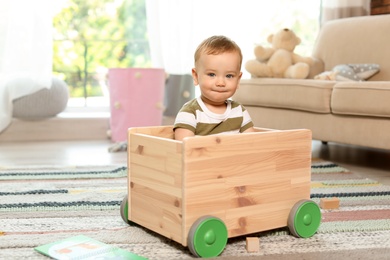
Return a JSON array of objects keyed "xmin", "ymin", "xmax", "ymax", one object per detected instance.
[
  {"xmin": 53, "ymin": 0, "xmax": 321, "ymax": 107},
  {"xmin": 53, "ymin": 0, "xmax": 148, "ymax": 107}
]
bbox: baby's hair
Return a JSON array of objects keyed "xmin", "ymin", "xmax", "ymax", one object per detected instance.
[{"xmin": 194, "ymin": 35, "xmax": 243, "ymax": 69}]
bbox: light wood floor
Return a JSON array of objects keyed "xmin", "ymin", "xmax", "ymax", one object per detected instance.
[{"xmin": 0, "ymin": 139, "xmax": 389, "ymax": 185}]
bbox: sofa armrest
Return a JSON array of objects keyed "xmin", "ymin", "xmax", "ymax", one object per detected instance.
[{"xmin": 308, "ymin": 57, "xmax": 324, "ymax": 79}]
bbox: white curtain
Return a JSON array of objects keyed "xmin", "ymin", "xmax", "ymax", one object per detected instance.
[
  {"xmin": 321, "ymin": 0, "xmax": 370, "ymax": 26},
  {"xmin": 145, "ymin": 0, "xmax": 321, "ymax": 78},
  {"xmin": 145, "ymin": 0, "xmax": 265, "ymax": 75},
  {"xmin": 0, "ymin": 0, "xmax": 54, "ymax": 132},
  {"xmin": 145, "ymin": 0, "xmax": 195, "ymax": 75}
]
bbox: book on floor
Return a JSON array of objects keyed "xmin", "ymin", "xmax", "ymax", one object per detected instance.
[{"xmin": 34, "ymin": 234, "xmax": 147, "ymax": 260}]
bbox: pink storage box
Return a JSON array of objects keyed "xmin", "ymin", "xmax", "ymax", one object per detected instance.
[{"xmin": 108, "ymin": 68, "xmax": 165, "ymax": 142}]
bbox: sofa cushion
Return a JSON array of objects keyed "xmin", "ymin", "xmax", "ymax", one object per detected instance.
[
  {"xmin": 234, "ymin": 78, "xmax": 335, "ymax": 113},
  {"xmin": 331, "ymin": 82, "xmax": 390, "ymax": 118}
]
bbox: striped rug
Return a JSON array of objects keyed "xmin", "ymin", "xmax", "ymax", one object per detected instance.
[{"xmin": 1, "ymin": 161, "xmax": 390, "ymax": 259}]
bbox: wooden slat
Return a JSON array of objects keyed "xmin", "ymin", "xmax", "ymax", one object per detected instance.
[
  {"xmin": 129, "ymin": 125, "xmax": 175, "ymax": 139},
  {"xmin": 371, "ymin": 5, "xmax": 390, "ymax": 14},
  {"xmin": 371, "ymin": 0, "xmax": 390, "ymax": 7},
  {"xmin": 371, "ymin": 0, "xmax": 390, "ymax": 14},
  {"xmin": 185, "ymin": 185, "xmax": 307, "ymax": 213},
  {"xmin": 131, "ymin": 193, "xmax": 182, "ymax": 243},
  {"xmin": 183, "ymin": 129, "xmax": 312, "ymax": 241},
  {"xmin": 127, "ymin": 126, "xmax": 184, "ymax": 245},
  {"xmin": 225, "ymin": 201, "xmax": 294, "ymax": 237}
]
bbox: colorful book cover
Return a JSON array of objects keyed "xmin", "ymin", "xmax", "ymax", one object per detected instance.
[{"xmin": 34, "ymin": 235, "xmax": 147, "ymax": 260}]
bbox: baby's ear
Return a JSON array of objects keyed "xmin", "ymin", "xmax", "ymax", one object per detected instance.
[
  {"xmin": 191, "ymin": 68, "xmax": 199, "ymax": 85},
  {"xmin": 236, "ymin": 72, "xmax": 243, "ymax": 84}
]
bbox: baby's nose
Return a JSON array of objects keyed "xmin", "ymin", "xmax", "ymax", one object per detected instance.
[{"xmin": 216, "ymin": 77, "xmax": 225, "ymax": 86}]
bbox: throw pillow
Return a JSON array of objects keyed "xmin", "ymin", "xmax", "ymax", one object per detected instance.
[{"xmin": 332, "ymin": 64, "xmax": 380, "ymax": 81}]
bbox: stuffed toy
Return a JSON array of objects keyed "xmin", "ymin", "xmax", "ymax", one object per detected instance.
[
  {"xmin": 245, "ymin": 28, "xmax": 314, "ymax": 79},
  {"xmin": 314, "ymin": 70, "xmax": 339, "ymax": 81}
]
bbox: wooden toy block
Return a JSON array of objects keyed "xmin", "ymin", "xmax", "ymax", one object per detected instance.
[
  {"xmin": 320, "ymin": 197, "xmax": 340, "ymax": 209},
  {"xmin": 246, "ymin": 237, "xmax": 260, "ymax": 252}
]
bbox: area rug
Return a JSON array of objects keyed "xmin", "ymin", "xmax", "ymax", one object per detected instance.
[{"xmin": 1, "ymin": 161, "xmax": 390, "ymax": 259}]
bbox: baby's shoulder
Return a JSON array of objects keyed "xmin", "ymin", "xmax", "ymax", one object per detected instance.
[
  {"xmin": 179, "ymin": 98, "xmax": 200, "ymax": 113},
  {"xmin": 228, "ymin": 99, "xmax": 243, "ymax": 108}
]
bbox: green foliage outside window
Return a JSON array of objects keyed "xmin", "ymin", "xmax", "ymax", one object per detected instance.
[{"xmin": 53, "ymin": 0, "xmax": 150, "ymax": 98}]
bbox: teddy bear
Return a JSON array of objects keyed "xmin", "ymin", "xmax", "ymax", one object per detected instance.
[
  {"xmin": 314, "ymin": 70, "xmax": 339, "ymax": 81},
  {"xmin": 245, "ymin": 28, "xmax": 314, "ymax": 79}
]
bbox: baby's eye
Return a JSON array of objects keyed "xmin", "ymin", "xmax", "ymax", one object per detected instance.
[
  {"xmin": 207, "ymin": 73, "xmax": 216, "ymax": 77},
  {"xmin": 226, "ymin": 74, "xmax": 234, "ymax": 78}
]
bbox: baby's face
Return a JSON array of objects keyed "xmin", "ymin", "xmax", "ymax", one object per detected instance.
[{"xmin": 192, "ymin": 51, "xmax": 242, "ymax": 105}]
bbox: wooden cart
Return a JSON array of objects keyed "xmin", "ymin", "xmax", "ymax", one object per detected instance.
[{"xmin": 120, "ymin": 126, "xmax": 321, "ymax": 257}]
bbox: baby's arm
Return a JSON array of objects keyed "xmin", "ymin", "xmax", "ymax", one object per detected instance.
[{"xmin": 174, "ymin": 128, "xmax": 195, "ymax": 141}]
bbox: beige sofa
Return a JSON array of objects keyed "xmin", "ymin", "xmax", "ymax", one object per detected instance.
[{"xmin": 233, "ymin": 14, "xmax": 390, "ymax": 150}]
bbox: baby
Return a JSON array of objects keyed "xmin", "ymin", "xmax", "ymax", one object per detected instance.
[{"xmin": 174, "ymin": 35, "xmax": 255, "ymax": 141}]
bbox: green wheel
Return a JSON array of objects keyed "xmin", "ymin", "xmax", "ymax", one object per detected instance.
[
  {"xmin": 119, "ymin": 195, "xmax": 138, "ymax": 226},
  {"xmin": 120, "ymin": 196, "xmax": 130, "ymax": 224},
  {"xmin": 187, "ymin": 216, "xmax": 228, "ymax": 258},
  {"xmin": 288, "ymin": 199, "xmax": 321, "ymax": 238}
]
